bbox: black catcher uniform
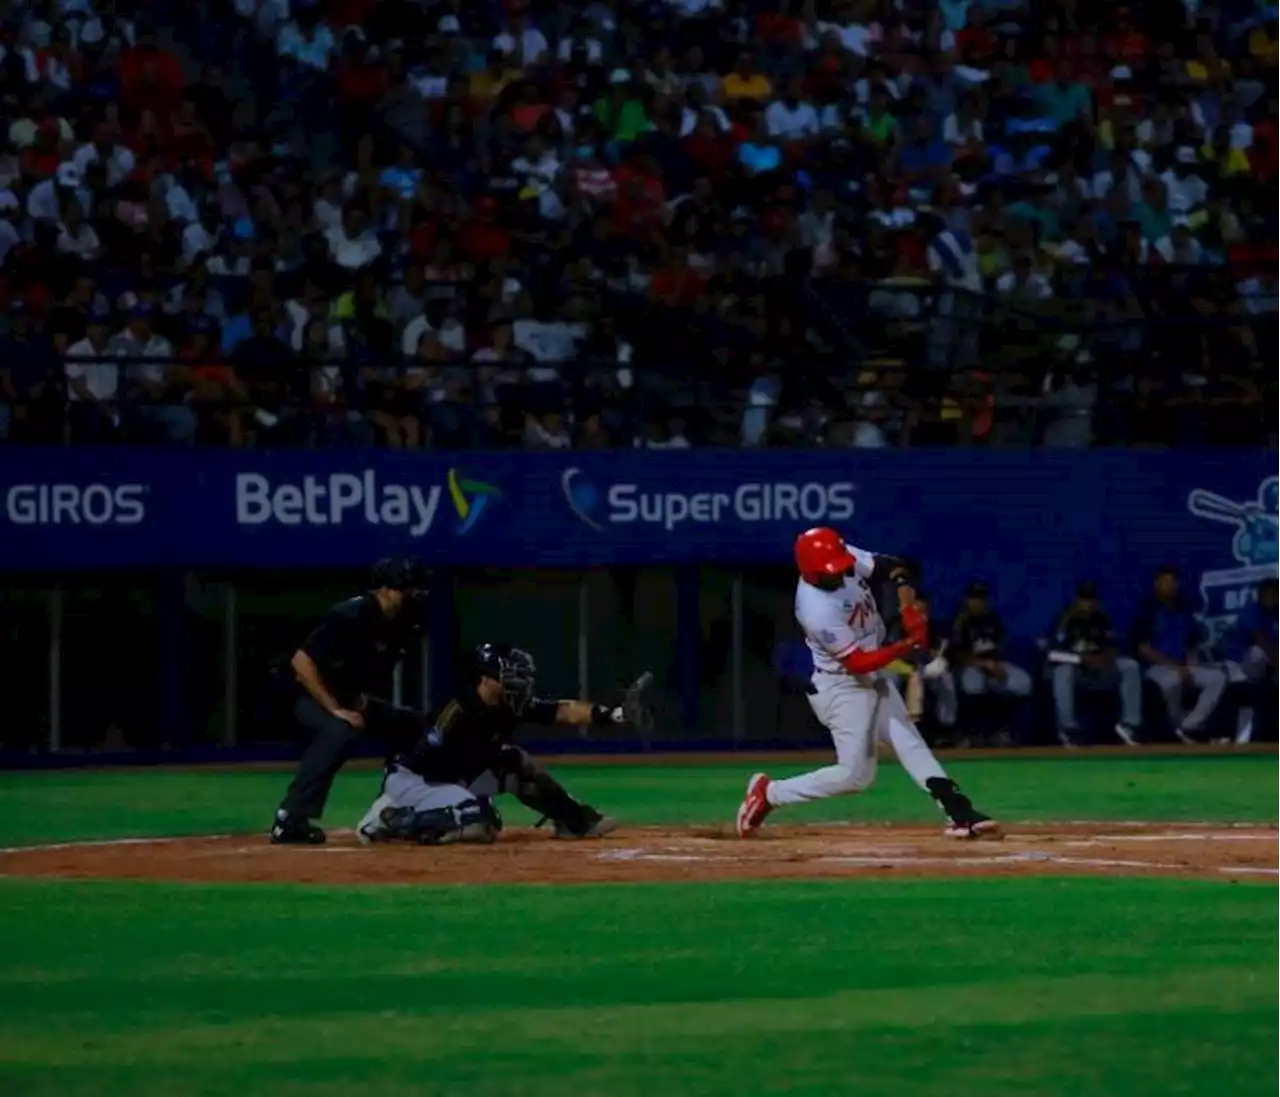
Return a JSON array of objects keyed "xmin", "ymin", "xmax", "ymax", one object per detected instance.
[
  {"xmin": 270, "ymin": 556, "xmax": 431, "ymax": 845},
  {"xmin": 354, "ymin": 643, "xmax": 650, "ymax": 844}
]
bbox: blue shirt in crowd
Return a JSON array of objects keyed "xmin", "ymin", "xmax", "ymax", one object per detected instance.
[{"xmin": 1129, "ymin": 598, "xmax": 1203, "ymax": 663}]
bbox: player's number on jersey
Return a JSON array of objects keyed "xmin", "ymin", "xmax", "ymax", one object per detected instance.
[{"xmin": 849, "ymin": 597, "xmax": 875, "ymax": 630}]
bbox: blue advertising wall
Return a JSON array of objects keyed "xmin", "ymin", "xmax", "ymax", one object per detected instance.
[{"xmin": 0, "ymin": 447, "xmax": 1275, "ymax": 639}]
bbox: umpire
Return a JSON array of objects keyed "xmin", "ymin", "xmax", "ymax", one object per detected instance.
[{"xmin": 269, "ymin": 556, "xmax": 431, "ymax": 845}]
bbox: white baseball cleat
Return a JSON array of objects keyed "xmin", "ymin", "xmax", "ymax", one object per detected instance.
[
  {"xmin": 735, "ymin": 772, "xmax": 773, "ymax": 838},
  {"xmin": 356, "ymin": 794, "xmax": 394, "ymax": 844}
]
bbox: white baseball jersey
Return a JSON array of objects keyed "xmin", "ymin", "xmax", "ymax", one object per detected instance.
[{"xmin": 795, "ymin": 542, "xmax": 886, "ymax": 674}]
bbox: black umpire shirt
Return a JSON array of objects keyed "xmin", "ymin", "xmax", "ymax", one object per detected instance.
[
  {"xmin": 297, "ymin": 595, "xmax": 420, "ymax": 708},
  {"xmin": 949, "ymin": 609, "xmax": 1006, "ymax": 661},
  {"xmin": 397, "ymin": 692, "xmax": 559, "ymax": 784}
]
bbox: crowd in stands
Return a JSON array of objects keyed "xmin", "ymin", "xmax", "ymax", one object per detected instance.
[
  {"xmin": 888, "ymin": 568, "xmax": 1277, "ymax": 746},
  {"xmin": 0, "ymin": 0, "xmax": 1276, "ymax": 449}
]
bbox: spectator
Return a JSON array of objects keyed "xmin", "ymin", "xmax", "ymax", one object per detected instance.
[
  {"xmin": 276, "ymin": 4, "xmax": 336, "ymax": 72},
  {"xmin": 764, "ymin": 77, "xmax": 820, "ymax": 144},
  {"xmin": 112, "ymin": 306, "xmax": 193, "ymax": 443},
  {"xmin": 951, "ymin": 581, "xmax": 1033, "ymax": 745},
  {"xmin": 721, "ymin": 51, "xmax": 772, "ymax": 104},
  {"xmin": 1129, "ymin": 566, "xmax": 1228, "ymax": 742},
  {"xmin": 183, "ymin": 315, "xmax": 248, "ymax": 447},
  {"xmin": 1046, "ymin": 581, "xmax": 1142, "ymax": 746},
  {"xmin": 326, "ymin": 205, "xmax": 383, "ymax": 272},
  {"xmin": 64, "ymin": 306, "xmax": 118, "ymax": 441},
  {"xmin": 493, "ymin": 8, "xmax": 549, "ymax": 69},
  {"xmin": 0, "ymin": 0, "xmax": 1273, "ymax": 453}
]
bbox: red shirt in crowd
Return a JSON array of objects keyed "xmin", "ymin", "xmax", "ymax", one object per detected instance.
[
  {"xmin": 334, "ymin": 59, "xmax": 388, "ymax": 106},
  {"xmin": 650, "ymin": 263, "xmax": 708, "ymax": 306},
  {"xmin": 456, "ymin": 210, "xmax": 511, "ymax": 262},
  {"xmin": 118, "ymin": 43, "xmax": 185, "ymax": 114},
  {"xmin": 1251, "ymin": 117, "xmax": 1276, "ymax": 178},
  {"xmin": 610, "ymin": 164, "xmax": 665, "ymax": 234}
]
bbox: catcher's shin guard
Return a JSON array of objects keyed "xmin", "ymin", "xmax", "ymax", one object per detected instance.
[{"xmin": 509, "ymin": 764, "xmax": 604, "ymax": 837}]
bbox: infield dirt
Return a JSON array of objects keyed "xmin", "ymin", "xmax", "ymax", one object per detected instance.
[{"xmin": 1, "ymin": 822, "xmax": 1274, "ymax": 885}]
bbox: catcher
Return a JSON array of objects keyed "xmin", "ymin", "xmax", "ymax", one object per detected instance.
[{"xmin": 355, "ymin": 642, "xmax": 653, "ymax": 844}]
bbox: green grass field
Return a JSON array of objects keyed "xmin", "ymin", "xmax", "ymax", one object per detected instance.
[{"xmin": 0, "ymin": 756, "xmax": 1275, "ymax": 1097}]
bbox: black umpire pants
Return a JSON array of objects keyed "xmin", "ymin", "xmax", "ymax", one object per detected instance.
[{"xmin": 278, "ymin": 695, "xmax": 420, "ymax": 820}]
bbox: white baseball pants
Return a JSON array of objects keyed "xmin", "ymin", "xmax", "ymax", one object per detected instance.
[
  {"xmin": 767, "ymin": 672, "xmax": 947, "ymax": 807},
  {"xmin": 381, "ymin": 764, "xmax": 502, "ymax": 812}
]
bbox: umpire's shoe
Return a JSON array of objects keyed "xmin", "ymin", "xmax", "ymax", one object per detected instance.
[
  {"xmin": 553, "ymin": 807, "xmax": 619, "ymax": 839},
  {"xmin": 270, "ymin": 809, "xmax": 327, "ymax": 845}
]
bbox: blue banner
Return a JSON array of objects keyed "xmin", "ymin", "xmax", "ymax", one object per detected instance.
[{"xmin": 1, "ymin": 447, "xmax": 1275, "ymax": 637}]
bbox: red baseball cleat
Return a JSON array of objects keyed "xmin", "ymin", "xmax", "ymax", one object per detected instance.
[{"xmin": 735, "ymin": 772, "xmax": 773, "ymax": 838}]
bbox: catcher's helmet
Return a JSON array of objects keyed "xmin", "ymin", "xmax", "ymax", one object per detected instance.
[
  {"xmin": 474, "ymin": 642, "xmax": 537, "ymax": 713},
  {"xmin": 371, "ymin": 555, "xmax": 431, "ymax": 592},
  {"xmin": 795, "ymin": 527, "xmax": 855, "ymax": 581}
]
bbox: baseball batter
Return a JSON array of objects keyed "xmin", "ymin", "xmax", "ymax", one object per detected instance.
[{"xmin": 736, "ymin": 527, "xmax": 1001, "ymax": 840}]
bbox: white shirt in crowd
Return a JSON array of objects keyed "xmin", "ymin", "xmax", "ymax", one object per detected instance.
[
  {"xmin": 0, "ymin": 43, "xmax": 39, "ymax": 82},
  {"xmin": 511, "ymin": 151, "xmax": 562, "ymax": 189},
  {"xmin": 55, "ymin": 219, "xmax": 101, "ymax": 259},
  {"xmin": 1159, "ymin": 169, "xmax": 1208, "ymax": 214},
  {"xmin": 1237, "ymin": 274, "xmax": 1279, "ymax": 313},
  {"xmin": 1154, "ymin": 232, "xmax": 1206, "ymax": 265},
  {"xmin": 493, "ymin": 26, "xmax": 549, "ymax": 66},
  {"xmin": 26, "ymin": 176, "xmax": 88, "ymax": 221},
  {"xmin": 234, "ymin": 0, "xmax": 290, "ymax": 34},
  {"xmin": 996, "ymin": 269, "xmax": 1055, "ymax": 300},
  {"xmin": 284, "ymin": 298, "xmax": 346, "ymax": 354},
  {"xmin": 679, "ymin": 104, "xmax": 731, "ymax": 136},
  {"xmin": 325, "ymin": 225, "xmax": 382, "ymax": 269},
  {"xmin": 808, "ymin": 20, "xmax": 881, "ymax": 56},
  {"xmin": 795, "ymin": 546, "xmax": 885, "ymax": 674},
  {"xmin": 207, "ymin": 252, "xmax": 251, "ymax": 277},
  {"xmin": 64, "ymin": 337, "xmax": 119, "ymax": 401},
  {"xmin": 277, "ymin": 21, "xmax": 336, "ymax": 70},
  {"xmin": 665, "ymin": 0, "xmax": 724, "ymax": 15},
  {"xmin": 513, "ymin": 318, "xmax": 583, "ymax": 364},
  {"xmin": 942, "ymin": 112, "xmax": 983, "ymax": 146},
  {"xmin": 409, "ymin": 70, "xmax": 449, "ymax": 98},
  {"xmin": 642, "ymin": 431, "xmax": 691, "ymax": 450},
  {"xmin": 1054, "ymin": 237, "xmax": 1095, "ymax": 266},
  {"xmin": 162, "ymin": 178, "xmax": 200, "ymax": 224},
  {"xmin": 1190, "ymin": 102, "xmax": 1254, "ymax": 149},
  {"xmin": 850, "ymin": 419, "xmax": 889, "ymax": 448},
  {"xmin": 1091, "ymin": 164, "xmax": 1146, "ymax": 202},
  {"xmin": 524, "ymin": 416, "xmax": 573, "ymax": 449},
  {"xmin": 927, "ymin": 228, "xmax": 983, "ymax": 292},
  {"xmin": 556, "ymin": 35, "xmax": 603, "ymax": 64},
  {"xmin": 108, "ymin": 330, "xmax": 175, "ymax": 388},
  {"xmin": 401, "ymin": 314, "xmax": 466, "ymax": 358},
  {"xmin": 764, "ymin": 99, "xmax": 820, "ymax": 141},
  {"xmin": 178, "ymin": 222, "xmax": 213, "ymax": 266}
]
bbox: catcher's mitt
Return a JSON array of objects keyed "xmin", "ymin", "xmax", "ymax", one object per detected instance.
[{"xmin": 621, "ymin": 672, "xmax": 655, "ymax": 731}]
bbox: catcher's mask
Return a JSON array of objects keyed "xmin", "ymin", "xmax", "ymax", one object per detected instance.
[{"xmin": 475, "ymin": 642, "xmax": 536, "ymax": 713}]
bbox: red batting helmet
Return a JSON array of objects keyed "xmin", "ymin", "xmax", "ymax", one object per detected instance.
[{"xmin": 795, "ymin": 527, "xmax": 855, "ymax": 580}]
